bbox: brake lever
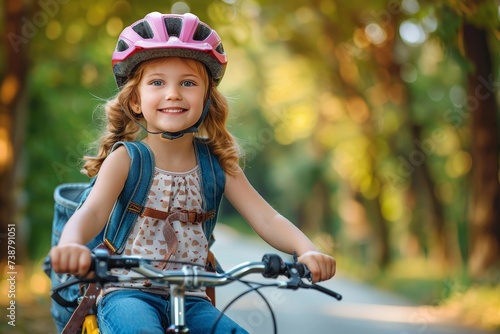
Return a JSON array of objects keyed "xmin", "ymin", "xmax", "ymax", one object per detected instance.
[
  {"xmin": 310, "ymin": 283, "xmax": 343, "ymax": 300},
  {"xmin": 285, "ymin": 252, "xmax": 311, "ymax": 290},
  {"xmin": 285, "ymin": 268, "xmax": 301, "ymax": 290},
  {"xmin": 284, "ymin": 252, "xmax": 342, "ymax": 301},
  {"xmin": 293, "ymin": 252, "xmax": 312, "ymax": 281}
]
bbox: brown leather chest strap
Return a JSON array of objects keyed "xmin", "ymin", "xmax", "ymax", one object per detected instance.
[{"xmin": 141, "ymin": 207, "xmax": 215, "ymax": 223}]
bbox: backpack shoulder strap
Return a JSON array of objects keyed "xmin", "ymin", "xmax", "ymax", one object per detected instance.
[
  {"xmin": 103, "ymin": 141, "xmax": 155, "ymax": 254},
  {"xmin": 57, "ymin": 141, "xmax": 155, "ymax": 333},
  {"xmin": 194, "ymin": 139, "xmax": 225, "ymax": 245}
]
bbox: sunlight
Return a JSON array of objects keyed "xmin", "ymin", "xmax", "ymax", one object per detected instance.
[
  {"xmin": 288, "ymin": 103, "xmax": 317, "ymax": 133},
  {"xmin": 1, "ymin": 75, "xmax": 19, "ymax": 104},
  {"xmin": 81, "ymin": 64, "xmax": 98, "ymax": 87},
  {"xmin": 65, "ymin": 21, "xmax": 84, "ymax": 44},
  {"xmin": 262, "ymin": 55, "xmax": 316, "ymax": 144},
  {"xmin": 30, "ymin": 272, "xmax": 50, "ymax": 295},
  {"xmin": 419, "ymin": 40, "xmax": 444, "ymax": 76},
  {"xmin": 360, "ymin": 175, "xmax": 380, "ymax": 199},
  {"xmin": 319, "ymin": 93, "xmax": 345, "ymax": 122},
  {"xmin": 449, "ymin": 84, "xmax": 467, "ymax": 107},
  {"xmin": 377, "ymin": 107, "xmax": 403, "ymax": 135},
  {"xmin": 171, "ymin": 1, "xmax": 191, "ymax": 14},
  {"xmin": 421, "ymin": 13, "xmax": 438, "ymax": 33},
  {"xmin": 445, "ymin": 151, "xmax": 472, "ymax": 178},
  {"xmin": 399, "ymin": 20, "xmax": 426, "ymax": 45},
  {"xmin": 381, "ymin": 187, "xmax": 404, "ymax": 222},
  {"xmin": 402, "ymin": 0, "xmax": 420, "ymax": 15},
  {"xmin": 45, "ymin": 20, "xmax": 62, "ymax": 40},
  {"xmin": 316, "ymin": 125, "xmax": 333, "ymax": 147},
  {"xmin": 346, "ymin": 96, "xmax": 370, "ymax": 123},
  {"xmin": 106, "ymin": 17, "xmax": 123, "ymax": 37},
  {"xmin": 295, "ymin": 7, "xmax": 315, "ymax": 24},
  {"xmin": 0, "ymin": 127, "xmax": 13, "ymax": 171},
  {"xmin": 365, "ymin": 23, "xmax": 387, "ymax": 45},
  {"xmin": 431, "ymin": 125, "xmax": 460, "ymax": 156},
  {"xmin": 353, "ymin": 27, "xmax": 370, "ymax": 49},
  {"xmin": 400, "ymin": 63, "xmax": 418, "ymax": 83},
  {"xmin": 366, "ymin": 83, "xmax": 390, "ymax": 107},
  {"xmin": 274, "ymin": 101, "xmax": 317, "ymax": 144},
  {"xmin": 332, "ymin": 136, "xmax": 372, "ymax": 186}
]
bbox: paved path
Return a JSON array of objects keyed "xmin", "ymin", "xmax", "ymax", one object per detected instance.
[{"xmin": 211, "ymin": 225, "xmax": 493, "ymax": 334}]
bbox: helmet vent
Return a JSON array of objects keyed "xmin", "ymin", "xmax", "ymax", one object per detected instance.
[
  {"xmin": 215, "ymin": 43, "xmax": 224, "ymax": 55},
  {"xmin": 132, "ymin": 21, "xmax": 154, "ymax": 39},
  {"xmin": 193, "ymin": 24, "xmax": 211, "ymax": 41},
  {"xmin": 164, "ymin": 17, "xmax": 182, "ymax": 37},
  {"xmin": 116, "ymin": 39, "xmax": 129, "ymax": 52}
]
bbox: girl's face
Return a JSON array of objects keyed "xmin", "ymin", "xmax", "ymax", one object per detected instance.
[{"xmin": 136, "ymin": 57, "xmax": 208, "ymax": 136}]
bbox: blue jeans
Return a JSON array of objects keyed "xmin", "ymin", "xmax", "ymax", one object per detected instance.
[{"xmin": 97, "ymin": 290, "xmax": 248, "ymax": 334}]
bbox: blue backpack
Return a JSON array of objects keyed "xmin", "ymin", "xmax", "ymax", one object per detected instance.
[{"xmin": 45, "ymin": 140, "xmax": 225, "ymax": 333}]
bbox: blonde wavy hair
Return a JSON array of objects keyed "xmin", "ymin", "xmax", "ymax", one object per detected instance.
[{"xmin": 82, "ymin": 57, "xmax": 241, "ymax": 178}]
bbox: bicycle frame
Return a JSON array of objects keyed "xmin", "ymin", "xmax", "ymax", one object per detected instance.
[{"xmin": 82, "ymin": 314, "xmax": 99, "ymax": 334}]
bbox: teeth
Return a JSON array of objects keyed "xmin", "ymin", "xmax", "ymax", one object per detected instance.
[{"xmin": 159, "ymin": 109, "xmax": 184, "ymax": 113}]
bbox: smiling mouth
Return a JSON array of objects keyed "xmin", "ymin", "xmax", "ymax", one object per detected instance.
[{"xmin": 158, "ymin": 108, "xmax": 186, "ymax": 114}]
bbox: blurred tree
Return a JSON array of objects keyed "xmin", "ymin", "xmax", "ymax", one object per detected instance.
[
  {"xmin": 0, "ymin": 0, "xmax": 30, "ymax": 263},
  {"xmin": 3, "ymin": 0, "xmax": 498, "ymax": 284},
  {"xmin": 462, "ymin": 21, "xmax": 500, "ymax": 279},
  {"xmin": 251, "ymin": 0, "xmax": 401, "ymax": 267},
  {"xmin": 431, "ymin": 0, "xmax": 500, "ymax": 278},
  {"xmin": 246, "ymin": 0, "xmax": 500, "ymax": 277}
]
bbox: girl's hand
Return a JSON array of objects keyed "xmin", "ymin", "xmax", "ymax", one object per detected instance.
[
  {"xmin": 50, "ymin": 244, "xmax": 92, "ymax": 276},
  {"xmin": 298, "ymin": 251, "xmax": 336, "ymax": 283}
]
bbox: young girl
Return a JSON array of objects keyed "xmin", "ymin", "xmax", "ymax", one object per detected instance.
[{"xmin": 50, "ymin": 12, "xmax": 336, "ymax": 334}]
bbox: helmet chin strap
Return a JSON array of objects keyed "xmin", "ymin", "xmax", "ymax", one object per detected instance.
[
  {"xmin": 161, "ymin": 98, "xmax": 211, "ymax": 140},
  {"xmin": 122, "ymin": 99, "xmax": 211, "ymax": 140}
]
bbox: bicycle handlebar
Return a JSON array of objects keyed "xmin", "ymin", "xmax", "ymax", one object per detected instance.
[{"xmin": 48, "ymin": 250, "xmax": 342, "ymax": 302}]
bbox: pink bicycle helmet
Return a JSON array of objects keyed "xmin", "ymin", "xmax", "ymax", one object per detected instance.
[{"xmin": 112, "ymin": 12, "xmax": 227, "ymax": 88}]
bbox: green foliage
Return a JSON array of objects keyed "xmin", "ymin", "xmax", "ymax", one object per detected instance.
[
  {"xmin": 0, "ymin": 0, "xmax": 495, "ymax": 330},
  {"xmin": 15, "ymin": 0, "xmax": 500, "ymax": 299}
]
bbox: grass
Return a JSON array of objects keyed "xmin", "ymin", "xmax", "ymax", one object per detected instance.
[
  {"xmin": 376, "ymin": 260, "xmax": 500, "ymax": 332},
  {"xmin": 371, "ymin": 258, "xmax": 466, "ymax": 304}
]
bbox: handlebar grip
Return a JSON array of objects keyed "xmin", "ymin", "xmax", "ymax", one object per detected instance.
[
  {"xmin": 46, "ymin": 249, "xmax": 140, "ymax": 280},
  {"xmin": 93, "ymin": 249, "xmax": 140, "ymax": 271},
  {"xmin": 261, "ymin": 253, "xmax": 312, "ymax": 280}
]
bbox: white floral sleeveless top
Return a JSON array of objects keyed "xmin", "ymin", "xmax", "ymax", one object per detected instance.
[{"xmin": 102, "ymin": 166, "xmax": 209, "ymax": 298}]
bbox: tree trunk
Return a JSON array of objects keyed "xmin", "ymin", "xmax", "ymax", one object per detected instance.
[
  {"xmin": 0, "ymin": 0, "xmax": 29, "ymax": 263},
  {"xmin": 410, "ymin": 124, "xmax": 451, "ymax": 264},
  {"xmin": 462, "ymin": 23, "xmax": 500, "ymax": 279},
  {"xmin": 364, "ymin": 195, "xmax": 391, "ymax": 268}
]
